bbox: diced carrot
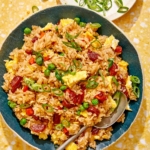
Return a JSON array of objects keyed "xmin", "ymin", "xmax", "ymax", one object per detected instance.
[
  {"xmin": 26, "ymin": 108, "xmax": 34, "ymax": 116},
  {"xmin": 43, "ymin": 56, "xmax": 50, "ymax": 61},
  {"xmin": 29, "ymin": 57, "xmax": 35, "ymax": 65},
  {"xmin": 23, "ymin": 85, "xmax": 28, "ymax": 92},
  {"xmin": 40, "ymin": 31, "xmax": 45, "ymax": 38}
]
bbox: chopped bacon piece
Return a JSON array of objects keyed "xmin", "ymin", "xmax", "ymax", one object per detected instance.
[
  {"xmin": 94, "ymin": 91, "xmax": 107, "ymax": 103},
  {"xmin": 88, "ymin": 50, "xmax": 99, "ymax": 61},
  {"xmin": 30, "ymin": 124, "xmax": 46, "ymax": 132}
]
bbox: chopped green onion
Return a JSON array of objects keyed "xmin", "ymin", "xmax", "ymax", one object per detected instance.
[
  {"xmin": 68, "ymin": 65, "xmax": 76, "ymax": 75},
  {"xmin": 32, "ymin": 6, "xmax": 39, "ymax": 13},
  {"xmin": 108, "ymin": 58, "xmax": 114, "ymax": 70},
  {"xmin": 79, "ymin": 22, "xmax": 86, "ymax": 27},
  {"xmin": 32, "ymin": 83, "xmax": 44, "ymax": 92},
  {"xmin": 55, "ymin": 124, "xmax": 63, "ymax": 130},
  {"xmin": 90, "ymin": 23, "xmax": 101, "ymax": 29},
  {"xmin": 23, "ymin": 77, "xmax": 35, "ymax": 90},
  {"xmin": 117, "ymin": 6, "xmax": 129, "ymax": 13},
  {"xmin": 98, "ymin": 69, "xmax": 105, "ymax": 85},
  {"xmin": 131, "ymin": 76, "xmax": 140, "ymax": 84},
  {"xmin": 113, "ymin": 91, "xmax": 121, "ymax": 106},
  {"xmin": 86, "ymin": 76, "xmax": 99, "ymax": 89},
  {"xmin": 20, "ymin": 103, "xmax": 31, "ymax": 109},
  {"xmin": 112, "ymin": 76, "xmax": 119, "ymax": 86},
  {"xmin": 62, "ymin": 120, "xmax": 70, "ymax": 127},
  {"xmin": 92, "ymin": 98, "xmax": 99, "ymax": 105},
  {"xmin": 133, "ymin": 85, "xmax": 140, "ymax": 98},
  {"xmin": 8, "ymin": 101, "xmax": 17, "ymax": 109},
  {"xmin": 52, "ymin": 88, "xmax": 63, "ymax": 96},
  {"xmin": 42, "ymin": 104, "xmax": 54, "ymax": 113},
  {"xmin": 73, "ymin": 59, "xmax": 82, "ymax": 69},
  {"xmin": 42, "ymin": 84, "xmax": 51, "ymax": 92},
  {"xmin": 79, "ymin": 0, "xmax": 86, "ymax": 6},
  {"xmin": 115, "ymin": 0, "xmax": 123, "ymax": 7},
  {"xmin": 20, "ymin": 118, "xmax": 27, "ymax": 126},
  {"xmin": 63, "ymin": 41, "xmax": 82, "ymax": 51}
]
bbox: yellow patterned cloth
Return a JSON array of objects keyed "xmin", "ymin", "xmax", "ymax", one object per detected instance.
[{"xmin": 0, "ymin": 0, "xmax": 150, "ymax": 149}]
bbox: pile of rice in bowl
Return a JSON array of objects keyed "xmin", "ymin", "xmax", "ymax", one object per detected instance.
[{"xmin": 2, "ymin": 18, "xmax": 140, "ymax": 150}]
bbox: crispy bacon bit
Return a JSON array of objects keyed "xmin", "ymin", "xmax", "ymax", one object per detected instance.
[
  {"xmin": 32, "ymin": 115, "xmax": 39, "ymax": 121},
  {"xmin": 32, "ymin": 36, "xmax": 38, "ymax": 43},
  {"xmin": 109, "ymin": 63, "xmax": 118, "ymax": 76},
  {"xmin": 115, "ymin": 46, "xmax": 122, "ymax": 55},
  {"xmin": 94, "ymin": 91, "xmax": 107, "ymax": 103},
  {"xmin": 25, "ymin": 49, "xmax": 33, "ymax": 55},
  {"xmin": 53, "ymin": 113, "xmax": 61, "ymax": 124},
  {"xmin": 10, "ymin": 76, "xmax": 23, "ymax": 93},
  {"xmin": 88, "ymin": 50, "xmax": 99, "ymax": 61},
  {"xmin": 87, "ymin": 106, "xmax": 100, "ymax": 116},
  {"xmin": 62, "ymin": 99, "xmax": 74, "ymax": 109},
  {"xmin": 30, "ymin": 124, "xmax": 46, "ymax": 133},
  {"xmin": 91, "ymin": 127, "xmax": 100, "ymax": 135}
]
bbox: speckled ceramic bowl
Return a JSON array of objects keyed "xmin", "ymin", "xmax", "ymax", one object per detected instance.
[{"xmin": 0, "ymin": 5, "xmax": 143, "ymax": 150}]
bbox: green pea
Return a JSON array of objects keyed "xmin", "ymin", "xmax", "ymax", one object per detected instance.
[
  {"xmin": 36, "ymin": 56, "xmax": 43, "ymax": 65},
  {"xmin": 44, "ymin": 69, "xmax": 50, "ymax": 77},
  {"xmin": 24, "ymin": 27, "xmax": 31, "ymax": 34},
  {"xmin": 79, "ymin": 22, "xmax": 86, "ymax": 27},
  {"xmin": 92, "ymin": 98, "xmax": 99, "ymax": 105},
  {"xmin": 79, "ymin": 105, "xmax": 85, "ymax": 111},
  {"xmin": 20, "ymin": 118, "xmax": 27, "ymax": 126},
  {"xmin": 48, "ymin": 63, "xmax": 56, "ymax": 70},
  {"xmin": 8, "ymin": 101, "xmax": 16, "ymax": 109},
  {"xmin": 60, "ymin": 85, "xmax": 67, "ymax": 91},
  {"xmin": 76, "ymin": 110, "xmax": 81, "ymax": 116},
  {"xmin": 83, "ymin": 102, "xmax": 89, "ymax": 109},
  {"xmin": 74, "ymin": 17, "xmax": 80, "ymax": 24}
]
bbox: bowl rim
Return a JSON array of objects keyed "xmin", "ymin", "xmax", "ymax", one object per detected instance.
[{"xmin": 0, "ymin": 5, "xmax": 144, "ymax": 150}]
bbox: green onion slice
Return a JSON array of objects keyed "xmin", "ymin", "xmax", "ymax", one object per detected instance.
[
  {"xmin": 32, "ymin": 83, "xmax": 44, "ymax": 92},
  {"xmin": 112, "ymin": 76, "xmax": 119, "ymax": 86},
  {"xmin": 133, "ymin": 86, "xmax": 140, "ymax": 98},
  {"xmin": 20, "ymin": 103, "xmax": 31, "ymax": 109},
  {"xmin": 32, "ymin": 6, "xmax": 39, "ymax": 13},
  {"xmin": 42, "ymin": 84, "xmax": 51, "ymax": 92},
  {"xmin": 55, "ymin": 124, "xmax": 63, "ymax": 130},
  {"xmin": 98, "ymin": 69, "xmax": 105, "ymax": 85},
  {"xmin": 79, "ymin": 0, "xmax": 86, "ymax": 6},
  {"xmin": 42, "ymin": 104, "xmax": 54, "ymax": 113},
  {"xmin": 73, "ymin": 59, "xmax": 82, "ymax": 69},
  {"xmin": 62, "ymin": 120, "xmax": 70, "ymax": 127},
  {"xmin": 52, "ymin": 88, "xmax": 63, "ymax": 96},
  {"xmin": 117, "ymin": 6, "xmax": 129, "ymax": 13},
  {"xmin": 108, "ymin": 58, "xmax": 114, "ymax": 70},
  {"xmin": 131, "ymin": 76, "xmax": 140, "ymax": 84},
  {"xmin": 86, "ymin": 76, "xmax": 99, "ymax": 89}
]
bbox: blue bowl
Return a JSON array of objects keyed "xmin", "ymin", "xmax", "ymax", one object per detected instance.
[{"xmin": 0, "ymin": 5, "xmax": 143, "ymax": 150}]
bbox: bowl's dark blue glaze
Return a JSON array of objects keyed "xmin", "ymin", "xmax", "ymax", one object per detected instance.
[{"xmin": 0, "ymin": 5, "xmax": 143, "ymax": 150}]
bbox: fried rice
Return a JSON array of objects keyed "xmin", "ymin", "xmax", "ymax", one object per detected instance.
[{"xmin": 2, "ymin": 18, "xmax": 140, "ymax": 150}]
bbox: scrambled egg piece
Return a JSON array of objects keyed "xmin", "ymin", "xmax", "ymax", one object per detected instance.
[
  {"xmin": 84, "ymin": 31, "xmax": 94, "ymax": 40},
  {"xmin": 39, "ymin": 133, "xmax": 48, "ymax": 140},
  {"xmin": 62, "ymin": 71, "xmax": 87, "ymax": 88},
  {"xmin": 125, "ymin": 76, "xmax": 132, "ymax": 93},
  {"xmin": 106, "ymin": 76, "xmax": 113, "ymax": 91},
  {"xmin": 41, "ymin": 23, "xmax": 53, "ymax": 31},
  {"xmin": 104, "ymin": 35, "xmax": 119, "ymax": 49},
  {"xmin": 43, "ymin": 50, "xmax": 54, "ymax": 57},
  {"xmin": 94, "ymin": 135, "xmax": 100, "ymax": 140},
  {"xmin": 118, "ymin": 60, "xmax": 129, "ymax": 71},
  {"xmin": 91, "ymin": 40, "xmax": 101, "ymax": 48},
  {"xmin": 108, "ymin": 95, "xmax": 117, "ymax": 110},
  {"xmin": 60, "ymin": 18, "xmax": 74, "ymax": 27},
  {"xmin": 65, "ymin": 142, "xmax": 78, "ymax": 150},
  {"xmin": 51, "ymin": 132, "xmax": 67, "ymax": 144},
  {"xmin": 5, "ymin": 57, "xmax": 18, "ymax": 73},
  {"xmin": 80, "ymin": 110, "xmax": 88, "ymax": 117}
]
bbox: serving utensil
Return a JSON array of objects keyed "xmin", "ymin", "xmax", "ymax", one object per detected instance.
[{"xmin": 57, "ymin": 92, "xmax": 127, "ymax": 150}]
